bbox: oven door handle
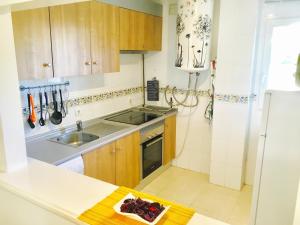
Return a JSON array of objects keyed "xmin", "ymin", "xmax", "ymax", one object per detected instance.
[{"xmin": 145, "ymin": 137, "xmax": 163, "ymax": 148}]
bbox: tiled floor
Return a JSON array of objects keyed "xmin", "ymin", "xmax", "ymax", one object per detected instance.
[{"xmin": 140, "ymin": 166, "xmax": 252, "ymax": 225}]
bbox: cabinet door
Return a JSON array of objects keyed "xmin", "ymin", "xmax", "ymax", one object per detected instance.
[
  {"xmin": 143, "ymin": 13, "xmax": 155, "ymax": 50},
  {"xmin": 120, "ymin": 8, "xmax": 145, "ymax": 50},
  {"xmin": 50, "ymin": 2, "xmax": 91, "ymax": 77},
  {"xmin": 91, "ymin": 1, "xmax": 120, "ymax": 74},
  {"xmin": 164, "ymin": 115, "xmax": 176, "ymax": 165},
  {"xmin": 12, "ymin": 7, "xmax": 53, "ymax": 80},
  {"xmin": 144, "ymin": 14, "xmax": 162, "ymax": 51},
  {"xmin": 115, "ymin": 132, "xmax": 140, "ymax": 188},
  {"xmin": 153, "ymin": 16, "xmax": 162, "ymax": 51},
  {"xmin": 82, "ymin": 143, "xmax": 116, "ymax": 184},
  {"xmin": 120, "ymin": 8, "xmax": 162, "ymax": 51}
]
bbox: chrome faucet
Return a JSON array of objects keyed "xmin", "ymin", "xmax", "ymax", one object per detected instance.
[{"xmin": 76, "ymin": 120, "xmax": 83, "ymax": 132}]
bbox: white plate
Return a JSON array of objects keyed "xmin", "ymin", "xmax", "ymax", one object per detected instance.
[{"xmin": 113, "ymin": 193, "xmax": 170, "ymax": 225}]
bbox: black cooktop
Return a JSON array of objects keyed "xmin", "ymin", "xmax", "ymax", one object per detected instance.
[{"xmin": 105, "ymin": 110, "xmax": 159, "ymax": 125}]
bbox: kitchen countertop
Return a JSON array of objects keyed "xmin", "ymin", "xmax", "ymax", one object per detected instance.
[
  {"xmin": 26, "ymin": 106, "xmax": 178, "ymax": 165},
  {"xmin": 0, "ymin": 159, "xmax": 229, "ymax": 225}
]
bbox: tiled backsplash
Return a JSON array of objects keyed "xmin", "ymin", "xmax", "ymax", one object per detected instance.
[
  {"xmin": 215, "ymin": 93, "xmax": 256, "ymax": 104},
  {"xmin": 65, "ymin": 86, "xmax": 256, "ymax": 108},
  {"xmin": 159, "ymin": 87, "xmax": 209, "ymax": 97},
  {"xmin": 68, "ymin": 87, "xmax": 143, "ymax": 107}
]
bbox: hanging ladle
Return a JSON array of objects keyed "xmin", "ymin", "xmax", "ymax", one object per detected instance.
[
  {"xmin": 59, "ymin": 88, "xmax": 66, "ymax": 118},
  {"xmin": 38, "ymin": 91, "xmax": 45, "ymax": 126},
  {"xmin": 50, "ymin": 89, "xmax": 62, "ymax": 125}
]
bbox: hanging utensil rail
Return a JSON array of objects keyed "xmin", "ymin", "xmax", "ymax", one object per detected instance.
[{"xmin": 19, "ymin": 81, "xmax": 70, "ymax": 92}]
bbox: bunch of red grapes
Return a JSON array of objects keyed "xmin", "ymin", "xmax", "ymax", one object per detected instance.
[{"xmin": 120, "ymin": 197, "xmax": 165, "ymax": 222}]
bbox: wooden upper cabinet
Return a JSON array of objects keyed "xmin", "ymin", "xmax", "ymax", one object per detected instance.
[
  {"xmin": 164, "ymin": 115, "xmax": 177, "ymax": 165},
  {"xmin": 82, "ymin": 142, "xmax": 116, "ymax": 184},
  {"xmin": 120, "ymin": 8, "xmax": 162, "ymax": 51},
  {"xmin": 120, "ymin": 8, "xmax": 145, "ymax": 51},
  {"xmin": 144, "ymin": 14, "xmax": 162, "ymax": 51},
  {"xmin": 49, "ymin": 2, "xmax": 91, "ymax": 77},
  {"xmin": 115, "ymin": 132, "xmax": 140, "ymax": 188},
  {"xmin": 12, "ymin": 7, "xmax": 53, "ymax": 80},
  {"xmin": 91, "ymin": 2, "xmax": 120, "ymax": 74},
  {"xmin": 144, "ymin": 13, "xmax": 155, "ymax": 50},
  {"xmin": 12, "ymin": 2, "xmax": 160, "ymax": 79},
  {"xmin": 153, "ymin": 16, "xmax": 163, "ymax": 51}
]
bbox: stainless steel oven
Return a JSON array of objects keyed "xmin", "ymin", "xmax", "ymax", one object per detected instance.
[{"xmin": 140, "ymin": 122, "xmax": 164, "ymax": 179}]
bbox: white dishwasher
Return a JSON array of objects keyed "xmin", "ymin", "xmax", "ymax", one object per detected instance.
[{"xmin": 57, "ymin": 156, "xmax": 84, "ymax": 174}]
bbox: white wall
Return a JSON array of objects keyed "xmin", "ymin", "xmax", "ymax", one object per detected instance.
[
  {"xmin": 0, "ymin": 188, "xmax": 80, "ymax": 225},
  {"xmin": 0, "ymin": 7, "xmax": 27, "ymax": 172},
  {"xmin": 144, "ymin": 0, "xmax": 261, "ymax": 188},
  {"xmin": 145, "ymin": 0, "xmax": 260, "ymax": 184},
  {"xmin": 293, "ymin": 180, "xmax": 300, "ymax": 225},
  {"xmin": 144, "ymin": 0, "xmax": 220, "ymax": 174},
  {"xmin": 210, "ymin": 0, "xmax": 260, "ymax": 190}
]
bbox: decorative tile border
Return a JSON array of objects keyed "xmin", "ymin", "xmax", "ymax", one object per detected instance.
[
  {"xmin": 214, "ymin": 93, "xmax": 256, "ymax": 104},
  {"xmin": 159, "ymin": 87, "xmax": 209, "ymax": 97},
  {"xmin": 67, "ymin": 86, "xmax": 256, "ymax": 108},
  {"xmin": 68, "ymin": 87, "xmax": 143, "ymax": 107},
  {"xmin": 160, "ymin": 87, "xmax": 256, "ymax": 104}
]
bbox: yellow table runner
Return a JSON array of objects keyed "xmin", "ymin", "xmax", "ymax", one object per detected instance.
[{"xmin": 78, "ymin": 186, "xmax": 195, "ymax": 225}]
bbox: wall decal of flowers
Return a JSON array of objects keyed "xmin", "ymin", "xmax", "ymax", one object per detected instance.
[
  {"xmin": 175, "ymin": 14, "xmax": 185, "ymax": 67},
  {"xmin": 175, "ymin": 0, "xmax": 213, "ymax": 71},
  {"xmin": 193, "ymin": 14, "xmax": 212, "ymax": 68},
  {"xmin": 185, "ymin": 33, "xmax": 191, "ymax": 68}
]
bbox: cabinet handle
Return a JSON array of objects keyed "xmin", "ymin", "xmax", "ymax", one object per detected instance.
[
  {"xmin": 92, "ymin": 61, "xmax": 97, "ymax": 65},
  {"xmin": 85, "ymin": 62, "xmax": 91, "ymax": 66},
  {"xmin": 43, "ymin": 63, "xmax": 51, "ymax": 68}
]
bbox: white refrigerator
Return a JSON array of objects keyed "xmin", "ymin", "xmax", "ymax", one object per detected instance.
[{"xmin": 251, "ymin": 90, "xmax": 300, "ymax": 225}]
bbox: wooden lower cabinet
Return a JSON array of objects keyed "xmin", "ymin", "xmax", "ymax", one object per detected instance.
[
  {"xmin": 115, "ymin": 132, "xmax": 140, "ymax": 188},
  {"xmin": 82, "ymin": 131, "xmax": 140, "ymax": 188},
  {"xmin": 82, "ymin": 142, "xmax": 116, "ymax": 184},
  {"xmin": 164, "ymin": 115, "xmax": 177, "ymax": 165}
]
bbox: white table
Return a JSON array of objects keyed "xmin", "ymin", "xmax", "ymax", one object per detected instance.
[{"xmin": 0, "ymin": 159, "xmax": 229, "ymax": 225}]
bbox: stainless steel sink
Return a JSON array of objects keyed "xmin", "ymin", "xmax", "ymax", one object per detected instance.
[{"xmin": 49, "ymin": 132, "xmax": 99, "ymax": 147}]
